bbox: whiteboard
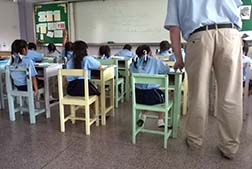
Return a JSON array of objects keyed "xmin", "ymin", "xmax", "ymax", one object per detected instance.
[{"xmin": 73, "ymin": 0, "xmax": 169, "ymax": 43}]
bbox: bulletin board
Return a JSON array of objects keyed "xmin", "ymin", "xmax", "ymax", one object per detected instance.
[
  {"xmin": 241, "ymin": 0, "xmax": 252, "ymax": 31},
  {"xmin": 34, "ymin": 3, "xmax": 68, "ymax": 45}
]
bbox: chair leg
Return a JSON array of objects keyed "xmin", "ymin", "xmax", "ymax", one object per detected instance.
[
  {"xmin": 28, "ymin": 96, "xmax": 36, "ymax": 124},
  {"xmin": 182, "ymin": 88, "xmax": 188, "ymax": 116},
  {"xmin": 59, "ymin": 103, "xmax": 65, "ymax": 132},
  {"xmin": 85, "ymin": 105, "xmax": 90, "ymax": 135},
  {"xmin": 95, "ymin": 100, "xmax": 99, "ymax": 126},
  {"xmin": 132, "ymin": 108, "xmax": 137, "ymax": 144},
  {"xmin": 121, "ymin": 82, "xmax": 124, "ymax": 103},
  {"xmin": 70, "ymin": 105, "xmax": 76, "ymax": 124},
  {"xmin": 8, "ymin": 95, "xmax": 16, "ymax": 121},
  {"xmin": 115, "ymin": 83, "xmax": 118, "ymax": 108},
  {"xmin": 164, "ymin": 111, "xmax": 168, "ymax": 149},
  {"xmin": 19, "ymin": 96, "xmax": 23, "ymax": 115}
]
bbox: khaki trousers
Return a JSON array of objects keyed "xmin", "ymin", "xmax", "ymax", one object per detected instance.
[{"xmin": 185, "ymin": 28, "xmax": 243, "ymax": 156}]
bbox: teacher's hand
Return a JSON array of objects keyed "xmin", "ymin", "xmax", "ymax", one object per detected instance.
[{"xmin": 173, "ymin": 59, "xmax": 184, "ymax": 72}]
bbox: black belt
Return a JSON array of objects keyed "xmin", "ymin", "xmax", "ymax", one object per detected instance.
[{"xmin": 191, "ymin": 23, "xmax": 238, "ymax": 36}]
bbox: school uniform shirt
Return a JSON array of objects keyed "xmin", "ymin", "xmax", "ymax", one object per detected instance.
[
  {"xmin": 242, "ymin": 55, "xmax": 252, "ymax": 81},
  {"xmin": 66, "ymin": 55, "xmax": 101, "ymax": 82},
  {"xmin": 130, "ymin": 56, "xmax": 169, "ymax": 89},
  {"xmin": 47, "ymin": 51, "xmax": 61, "ymax": 58},
  {"xmin": 27, "ymin": 50, "xmax": 43, "ymax": 62},
  {"xmin": 115, "ymin": 49, "xmax": 134, "ymax": 58},
  {"xmin": 10, "ymin": 55, "xmax": 38, "ymax": 86},
  {"xmin": 61, "ymin": 48, "xmax": 73, "ymax": 60},
  {"xmin": 164, "ymin": 0, "xmax": 242, "ymax": 40},
  {"xmin": 100, "ymin": 55, "xmax": 110, "ymax": 60}
]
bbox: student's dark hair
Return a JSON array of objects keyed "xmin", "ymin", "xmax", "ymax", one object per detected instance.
[
  {"xmin": 159, "ymin": 40, "xmax": 170, "ymax": 52},
  {"xmin": 99, "ymin": 45, "xmax": 111, "ymax": 59},
  {"xmin": 11, "ymin": 39, "xmax": 27, "ymax": 64},
  {"xmin": 64, "ymin": 42, "xmax": 73, "ymax": 58},
  {"xmin": 123, "ymin": 44, "xmax": 132, "ymax": 51},
  {"xmin": 73, "ymin": 41, "xmax": 88, "ymax": 69},
  {"xmin": 47, "ymin": 43, "xmax": 56, "ymax": 52},
  {"xmin": 28, "ymin": 42, "xmax": 37, "ymax": 50},
  {"xmin": 243, "ymin": 40, "xmax": 249, "ymax": 56},
  {"xmin": 133, "ymin": 44, "xmax": 151, "ymax": 68}
]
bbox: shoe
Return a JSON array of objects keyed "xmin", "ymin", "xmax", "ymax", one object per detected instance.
[
  {"xmin": 217, "ymin": 147, "xmax": 234, "ymax": 160},
  {"xmin": 158, "ymin": 119, "xmax": 165, "ymax": 128},
  {"xmin": 137, "ymin": 119, "xmax": 144, "ymax": 127}
]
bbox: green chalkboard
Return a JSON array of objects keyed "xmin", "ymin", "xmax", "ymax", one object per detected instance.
[
  {"xmin": 34, "ymin": 3, "xmax": 68, "ymax": 45},
  {"xmin": 241, "ymin": 0, "xmax": 252, "ymax": 31}
]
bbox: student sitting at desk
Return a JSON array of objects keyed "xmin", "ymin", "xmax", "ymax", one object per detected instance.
[
  {"xmin": 115, "ymin": 44, "xmax": 134, "ymax": 58},
  {"xmin": 10, "ymin": 39, "xmax": 39, "ymax": 96},
  {"xmin": 98, "ymin": 45, "xmax": 111, "ymax": 60},
  {"xmin": 27, "ymin": 42, "xmax": 43, "ymax": 62},
  {"xmin": 47, "ymin": 43, "xmax": 61, "ymax": 63},
  {"xmin": 62, "ymin": 30, "xmax": 73, "ymax": 62},
  {"xmin": 130, "ymin": 44, "xmax": 170, "ymax": 127},
  {"xmin": 158, "ymin": 40, "xmax": 173, "ymax": 59},
  {"xmin": 242, "ymin": 40, "xmax": 252, "ymax": 88},
  {"xmin": 66, "ymin": 40, "xmax": 101, "ymax": 96}
]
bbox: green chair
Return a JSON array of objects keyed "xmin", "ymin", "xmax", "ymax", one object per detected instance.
[
  {"xmin": 131, "ymin": 73, "xmax": 173, "ymax": 149},
  {"xmin": 97, "ymin": 59, "xmax": 124, "ymax": 108},
  {"xmin": 5, "ymin": 65, "xmax": 45, "ymax": 124}
]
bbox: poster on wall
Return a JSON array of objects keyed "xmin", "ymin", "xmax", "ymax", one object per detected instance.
[
  {"xmin": 240, "ymin": 5, "xmax": 251, "ymax": 20},
  {"xmin": 34, "ymin": 3, "xmax": 68, "ymax": 45}
]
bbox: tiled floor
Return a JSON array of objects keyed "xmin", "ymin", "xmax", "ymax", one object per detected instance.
[{"xmin": 0, "ymin": 96, "xmax": 251, "ymax": 169}]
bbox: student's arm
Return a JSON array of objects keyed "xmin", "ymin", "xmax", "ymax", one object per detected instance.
[
  {"xmin": 169, "ymin": 26, "xmax": 184, "ymax": 71},
  {"xmin": 32, "ymin": 77, "xmax": 38, "ymax": 97},
  {"xmin": 62, "ymin": 29, "xmax": 68, "ymax": 47}
]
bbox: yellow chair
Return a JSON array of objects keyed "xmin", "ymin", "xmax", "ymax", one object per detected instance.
[
  {"xmin": 97, "ymin": 59, "xmax": 124, "ymax": 108},
  {"xmin": 164, "ymin": 61, "xmax": 188, "ymax": 115},
  {"xmin": 58, "ymin": 69, "xmax": 99, "ymax": 135}
]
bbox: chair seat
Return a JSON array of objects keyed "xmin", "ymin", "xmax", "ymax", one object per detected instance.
[
  {"xmin": 135, "ymin": 101, "xmax": 173, "ymax": 112},
  {"xmin": 116, "ymin": 77, "xmax": 124, "ymax": 84},
  {"xmin": 61, "ymin": 95, "xmax": 98, "ymax": 105}
]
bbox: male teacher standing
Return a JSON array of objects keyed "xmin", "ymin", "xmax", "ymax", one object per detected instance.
[{"xmin": 164, "ymin": 0, "xmax": 243, "ymax": 159}]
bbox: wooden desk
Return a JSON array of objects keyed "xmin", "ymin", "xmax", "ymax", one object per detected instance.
[
  {"xmin": 168, "ymin": 70, "xmax": 182, "ymax": 138},
  {"xmin": 116, "ymin": 58, "xmax": 131, "ymax": 101},
  {"xmin": 91, "ymin": 65, "xmax": 114, "ymax": 125},
  {"xmin": 0, "ymin": 51, "xmax": 11, "ymax": 58},
  {"xmin": 36, "ymin": 63, "xmax": 63, "ymax": 118},
  {"xmin": 0, "ymin": 59, "xmax": 10, "ymax": 109}
]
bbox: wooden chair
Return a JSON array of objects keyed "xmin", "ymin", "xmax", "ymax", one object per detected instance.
[
  {"xmin": 58, "ymin": 69, "xmax": 99, "ymax": 135},
  {"xmin": 97, "ymin": 59, "xmax": 124, "ymax": 108},
  {"xmin": 164, "ymin": 61, "xmax": 188, "ymax": 115},
  {"xmin": 131, "ymin": 73, "xmax": 173, "ymax": 149},
  {"xmin": 5, "ymin": 65, "xmax": 45, "ymax": 124}
]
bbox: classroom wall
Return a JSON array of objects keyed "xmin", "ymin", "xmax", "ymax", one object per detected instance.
[{"xmin": 0, "ymin": 1, "xmax": 20, "ymax": 51}]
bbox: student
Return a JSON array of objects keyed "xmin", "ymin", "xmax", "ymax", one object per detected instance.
[
  {"xmin": 115, "ymin": 44, "xmax": 134, "ymax": 58},
  {"xmin": 98, "ymin": 45, "xmax": 111, "ymax": 60},
  {"xmin": 130, "ymin": 45, "xmax": 170, "ymax": 127},
  {"xmin": 47, "ymin": 43, "xmax": 61, "ymax": 62},
  {"xmin": 27, "ymin": 42, "xmax": 43, "ymax": 62},
  {"xmin": 66, "ymin": 40, "xmax": 101, "ymax": 96},
  {"xmin": 242, "ymin": 40, "xmax": 252, "ymax": 83},
  {"xmin": 159, "ymin": 41, "xmax": 172, "ymax": 55},
  {"xmin": 10, "ymin": 39, "xmax": 39, "ymax": 96},
  {"xmin": 62, "ymin": 30, "xmax": 73, "ymax": 61}
]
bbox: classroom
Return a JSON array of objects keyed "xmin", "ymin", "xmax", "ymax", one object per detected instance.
[{"xmin": 0, "ymin": 0, "xmax": 252, "ymax": 168}]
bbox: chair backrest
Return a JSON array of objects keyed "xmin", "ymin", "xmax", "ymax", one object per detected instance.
[
  {"xmin": 131, "ymin": 73, "xmax": 169, "ymax": 107},
  {"xmin": 96, "ymin": 59, "xmax": 118, "ymax": 80},
  {"xmin": 58, "ymin": 69, "xmax": 89, "ymax": 102},
  {"xmin": 42, "ymin": 57, "xmax": 54, "ymax": 63},
  {"xmin": 5, "ymin": 65, "xmax": 33, "ymax": 97}
]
